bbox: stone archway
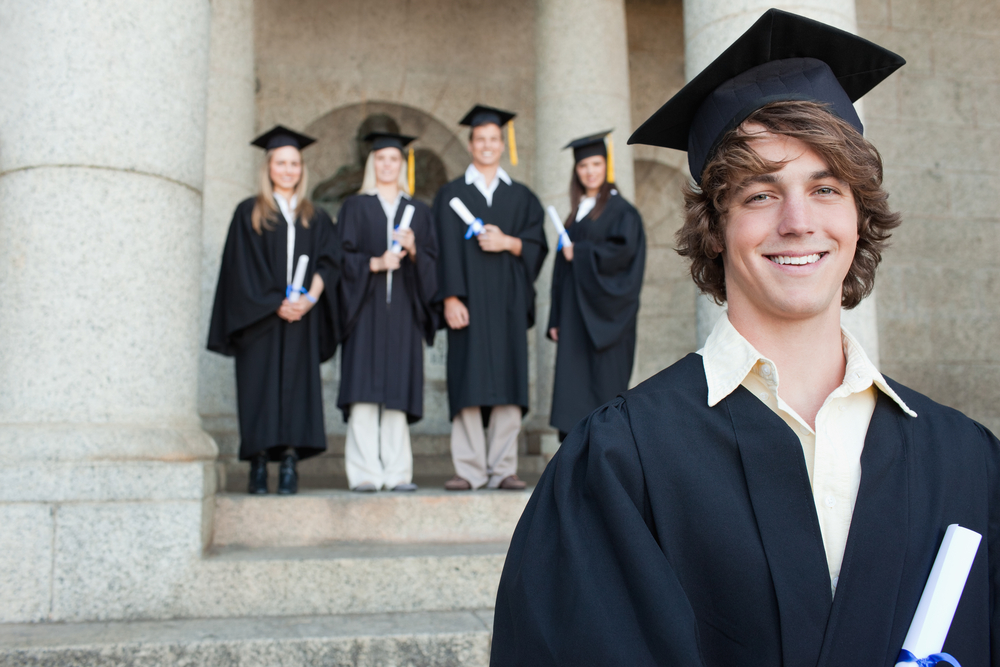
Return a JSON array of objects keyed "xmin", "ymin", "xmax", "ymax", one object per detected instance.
[
  {"xmin": 631, "ymin": 159, "xmax": 697, "ymax": 384},
  {"xmin": 304, "ymin": 102, "xmax": 470, "ymax": 221}
]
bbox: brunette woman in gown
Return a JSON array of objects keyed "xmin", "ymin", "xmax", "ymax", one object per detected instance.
[{"xmin": 547, "ymin": 131, "xmax": 646, "ymax": 439}]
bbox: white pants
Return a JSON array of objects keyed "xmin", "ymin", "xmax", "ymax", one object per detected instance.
[
  {"xmin": 345, "ymin": 403, "xmax": 412, "ymax": 490},
  {"xmin": 451, "ymin": 405, "xmax": 521, "ymax": 489}
]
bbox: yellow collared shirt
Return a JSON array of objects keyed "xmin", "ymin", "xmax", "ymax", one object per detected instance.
[{"xmin": 700, "ymin": 315, "xmax": 916, "ymax": 595}]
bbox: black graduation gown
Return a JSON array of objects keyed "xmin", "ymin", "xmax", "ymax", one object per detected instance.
[
  {"xmin": 433, "ymin": 176, "xmax": 548, "ymax": 420},
  {"xmin": 336, "ymin": 193, "xmax": 438, "ymax": 423},
  {"xmin": 207, "ymin": 197, "xmax": 341, "ymax": 461},
  {"xmin": 547, "ymin": 192, "xmax": 646, "ymax": 434},
  {"xmin": 493, "ymin": 353, "xmax": 1000, "ymax": 666}
]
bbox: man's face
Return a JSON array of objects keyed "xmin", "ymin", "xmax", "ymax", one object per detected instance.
[
  {"xmin": 722, "ymin": 127, "xmax": 859, "ymax": 327},
  {"xmin": 469, "ymin": 124, "xmax": 504, "ymax": 169}
]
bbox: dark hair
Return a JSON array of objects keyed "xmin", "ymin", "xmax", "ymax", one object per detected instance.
[
  {"xmin": 676, "ymin": 100, "xmax": 901, "ymax": 309},
  {"xmin": 566, "ymin": 162, "xmax": 613, "ymax": 226}
]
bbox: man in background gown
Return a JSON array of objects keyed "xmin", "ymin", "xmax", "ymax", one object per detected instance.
[
  {"xmin": 433, "ymin": 105, "xmax": 548, "ymax": 491},
  {"xmin": 492, "ymin": 10, "xmax": 1000, "ymax": 666}
]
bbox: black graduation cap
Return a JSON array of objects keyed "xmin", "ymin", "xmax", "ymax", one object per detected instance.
[
  {"xmin": 628, "ymin": 9, "xmax": 905, "ymax": 183},
  {"xmin": 363, "ymin": 131, "xmax": 417, "ymax": 153},
  {"xmin": 459, "ymin": 104, "xmax": 517, "ymax": 128},
  {"xmin": 250, "ymin": 125, "xmax": 317, "ymax": 151},
  {"xmin": 564, "ymin": 130, "xmax": 613, "ymax": 163}
]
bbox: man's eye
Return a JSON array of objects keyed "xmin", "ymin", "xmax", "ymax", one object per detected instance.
[{"xmin": 748, "ymin": 193, "xmax": 770, "ymax": 202}]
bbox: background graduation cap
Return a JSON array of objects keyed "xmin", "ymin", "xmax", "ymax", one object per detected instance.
[
  {"xmin": 363, "ymin": 131, "xmax": 419, "ymax": 195},
  {"xmin": 251, "ymin": 125, "xmax": 316, "ymax": 151},
  {"xmin": 564, "ymin": 130, "xmax": 616, "ymax": 183},
  {"xmin": 459, "ymin": 104, "xmax": 519, "ymax": 166},
  {"xmin": 628, "ymin": 9, "xmax": 905, "ymax": 183}
]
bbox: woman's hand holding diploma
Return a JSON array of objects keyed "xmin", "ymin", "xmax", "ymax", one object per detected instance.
[
  {"xmin": 393, "ymin": 227, "xmax": 416, "ymax": 258},
  {"xmin": 278, "ymin": 273, "xmax": 324, "ymax": 322}
]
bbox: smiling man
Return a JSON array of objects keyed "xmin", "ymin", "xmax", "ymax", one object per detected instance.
[
  {"xmin": 433, "ymin": 105, "xmax": 548, "ymax": 491},
  {"xmin": 492, "ymin": 11, "xmax": 1000, "ymax": 666}
]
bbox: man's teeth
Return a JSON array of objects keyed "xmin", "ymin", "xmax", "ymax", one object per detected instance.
[{"xmin": 769, "ymin": 253, "xmax": 821, "ymax": 265}]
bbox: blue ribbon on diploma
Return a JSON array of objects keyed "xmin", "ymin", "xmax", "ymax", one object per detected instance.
[
  {"xmin": 286, "ymin": 285, "xmax": 307, "ymax": 299},
  {"xmin": 897, "ymin": 650, "xmax": 961, "ymax": 666},
  {"xmin": 464, "ymin": 218, "xmax": 485, "ymax": 239},
  {"xmin": 557, "ymin": 230, "xmax": 571, "ymax": 251}
]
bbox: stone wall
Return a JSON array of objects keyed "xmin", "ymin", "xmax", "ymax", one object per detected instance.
[{"xmin": 858, "ymin": 0, "xmax": 1000, "ymax": 434}]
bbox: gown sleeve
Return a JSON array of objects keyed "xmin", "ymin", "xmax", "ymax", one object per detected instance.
[
  {"xmin": 491, "ymin": 397, "xmax": 705, "ymax": 666},
  {"xmin": 571, "ymin": 203, "xmax": 646, "ymax": 351},
  {"xmin": 311, "ymin": 207, "xmax": 342, "ymax": 362},
  {"xmin": 515, "ymin": 191, "xmax": 549, "ymax": 329},
  {"xmin": 432, "ymin": 186, "xmax": 468, "ymax": 310},
  {"xmin": 207, "ymin": 201, "xmax": 285, "ymax": 357},
  {"xmin": 336, "ymin": 197, "xmax": 376, "ymax": 340},
  {"xmin": 984, "ymin": 423, "xmax": 1000, "ymax": 656},
  {"xmin": 403, "ymin": 202, "xmax": 440, "ymax": 344},
  {"xmin": 547, "ymin": 251, "xmax": 566, "ymax": 337}
]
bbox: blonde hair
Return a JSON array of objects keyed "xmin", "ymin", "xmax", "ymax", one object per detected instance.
[
  {"xmin": 251, "ymin": 148, "xmax": 314, "ymax": 234},
  {"xmin": 359, "ymin": 148, "xmax": 409, "ymax": 195}
]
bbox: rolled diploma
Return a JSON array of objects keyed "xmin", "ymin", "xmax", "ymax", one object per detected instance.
[
  {"xmin": 288, "ymin": 255, "xmax": 310, "ymax": 303},
  {"xmin": 449, "ymin": 197, "xmax": 483, "ymax": 236},
  {"xmin": 391, "ymin": 204, "xmax": 415, "ymax": 254},
  {"xmin": 895, "ymin": 524, "xmax": 982, "ymax": 665},
  {"xmin": 546, "ymin": 205, "xmax": 572, "ymax": 249}
]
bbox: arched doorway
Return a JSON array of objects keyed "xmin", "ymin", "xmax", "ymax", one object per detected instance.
[{"xmin": 304, "ymin": 102, "xmax": 471, "ymax": 221}]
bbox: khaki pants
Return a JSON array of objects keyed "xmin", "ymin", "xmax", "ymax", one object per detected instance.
[
  {"xmin": 451, "ymin": 405, "xmax": 521, "ymax": 489},
  {"xmin": 345, "ymin": 402, "xmax": 412, "ymax": 490}
]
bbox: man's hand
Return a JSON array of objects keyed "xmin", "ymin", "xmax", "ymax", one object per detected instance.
[
  {"xmin": 444, "ymin": 296, "xmax": 470, "ymax": 330},
  {"xmin": 561, "ymin": 244, "xmax": 574, "ymax": 262},
  {"xmin": 393, "ymin": 228, "xmax": 416, "ymax": 259},
  {"xmin": 277, "ymin": 297, "xmax": 313, "ymax": 322},
  {"xmin": 478, "ymin": 224, "xmax": 522, "ymax": 256},
  {"xmin": 549, "ymin": 327, "xmax": 559, "ymax": 341},
  {"xmin": 370, "ymin": 250, "xmax": 402, "ymax": 273}
]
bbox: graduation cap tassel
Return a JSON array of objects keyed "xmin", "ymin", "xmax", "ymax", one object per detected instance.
[
  {"xmin": 606, "ymin": 134, "xmax": 616, "ymax": 183},
  {"xmin": 407, "ymin": 147, "xmax": 415, "ymax": 195},
  {"xmin": 508, "ymin": 120, "xmax": 518, "ymax": 166}
]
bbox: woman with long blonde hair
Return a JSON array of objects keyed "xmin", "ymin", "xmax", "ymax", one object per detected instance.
[
  {"xmin": 208, "ymin": 125, "xmax": 341, "ymax": 495},
  {"xmin": 335, "ymin": 132, "xmax": 438, "ymax": 492}
]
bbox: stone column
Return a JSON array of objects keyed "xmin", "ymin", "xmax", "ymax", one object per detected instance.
[
  {"xmin": 198, "ymin": 0, "xmax": 257, "ymax": 482},
  {"xmin": 533, "ymin": 0, "xmax": 635, "ymax": 453},
  {"xmin": 684, "ymin": 0, "xmax": 880, "ymax": 366},
  {"xmin": 0, "ymin": 0, "xmax": 215, "ymax": 623}
]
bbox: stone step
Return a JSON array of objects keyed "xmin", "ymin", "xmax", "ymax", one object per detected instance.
[
  {"xmin": 0, "ymin": 609, "xmax": 494, "ymax": 667},
  {"xmin": 212, "ymin": 488, "xmax": 532, "ymax": 548},
  {"xmin": 175, "ymin": 542, "xmax": 507, "ymax": 619},
  {"xmin": 219, "ymin": 453, "xmax": 549, "ymax": 492}
]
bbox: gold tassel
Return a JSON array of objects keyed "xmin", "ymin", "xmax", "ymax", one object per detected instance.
[
  {"xmin": 606, "ymin": 134, "xmax": 616, "ymax": 183},
  {"xmin": 407, "ymin": 147, "xmax": 415, "ymax": 195},
  {"xmin": 508, "ymin": 120, "xmax": 518, "ymax": 166}
]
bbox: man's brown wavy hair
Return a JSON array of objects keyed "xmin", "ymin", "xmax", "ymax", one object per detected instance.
[{"xmin": 676, "ymin": 100, "xmax": 901, "ymax": 309}]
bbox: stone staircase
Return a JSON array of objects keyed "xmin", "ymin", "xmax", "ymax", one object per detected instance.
[{"xmin": 0, "ymin": 487, "xmax": 534, "ymax": 666}]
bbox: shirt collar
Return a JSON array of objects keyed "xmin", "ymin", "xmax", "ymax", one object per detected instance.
[
  {"xmin": 465, "ymin": 163, "xmax": 511, "ymax": 186},
  {"xmin": 273, "ymin": 192, "xmax": 297, "ymax": 224},
  {"xmin": 700, "ymin": 313, "xmax": 916, "ymax": 417}
]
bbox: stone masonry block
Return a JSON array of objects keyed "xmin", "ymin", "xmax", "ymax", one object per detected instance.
[{"xmin": 0, "ymin": 504, "xmax": 54, "ymax": 623}]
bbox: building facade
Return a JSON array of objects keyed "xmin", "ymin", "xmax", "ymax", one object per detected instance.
[{"xmin": 1, "ymin": 0, "xmax": 998, "ymax": 637}]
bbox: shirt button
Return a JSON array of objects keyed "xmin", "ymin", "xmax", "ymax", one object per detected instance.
[
  {"xmin": 760, "ymin": 365, "xmax": 772, "ymax": 377},
  {"xmin": 825, "ymin": 496, "xmax": 836, "ymax": 508},
  {"xmin": 838, "ymin": 404, "xmax": 847, "ymax": 412},
  {"xmin": 759, "ymin": 392, "xmax": 769, "ymax": 402},
  {"xmin": 832, "ymin": 575, "xmax": 840, "ymax": 591}
]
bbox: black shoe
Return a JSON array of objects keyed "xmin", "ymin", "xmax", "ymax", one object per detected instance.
[
  {"xmin": 248, "ymin": 453, "xmax": 268, "ymax": 495},
  {"xmin": 277, "ymin": 452, "xmax": 298, "ymax": 495}
]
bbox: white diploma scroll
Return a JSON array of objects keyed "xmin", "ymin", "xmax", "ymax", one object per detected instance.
[
  {"xmin": 894, "ymin": 524, "xmax": 982, "ymax": 665},
  {"xmin": 546, "ymin": 205, "xmax": 572, "ymax": 250},
  {"xmin": 288, "ymin": 254, "xmax": 310, "ymax": 302},
  {"xmin": 391, "ymin": 204, "xmax": 416, "ymax": 254},
  {"xmin": 449, "ymin": 197, "xmax": 484, "ymax": 237}
]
